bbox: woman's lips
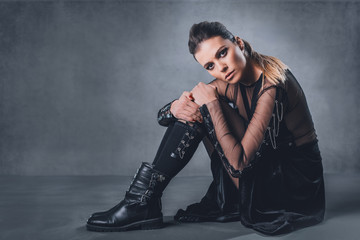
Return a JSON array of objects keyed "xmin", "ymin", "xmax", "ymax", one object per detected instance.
[{"xmin": 226, "ymin": 70, "xmax": 235, "ymax": 80}]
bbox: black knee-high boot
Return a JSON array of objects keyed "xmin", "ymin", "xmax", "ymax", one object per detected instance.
[{"xmin": 86, "ymin": 120, "xmax": 205, "ymax": 232}]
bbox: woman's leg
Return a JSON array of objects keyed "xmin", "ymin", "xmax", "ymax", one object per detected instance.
[
  {"xmin": 86, "ymin": 120, "xmax": 205, "ymax": 232},
  {"xmin": 152, "ymin": 120, "xmax": 205, "ymax": 178}
]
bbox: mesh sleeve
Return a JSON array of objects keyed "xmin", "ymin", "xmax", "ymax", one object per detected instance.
[{"xmin": 199, "ymin": 87, "xmax": 277, "ymax": 178}]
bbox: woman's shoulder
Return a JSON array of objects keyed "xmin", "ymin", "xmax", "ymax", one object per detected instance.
[
  {"xmin": 256, "ymin": 68, "xmax": 294, "ymax": 104},
  {"xmin": 281, "ymin": 68, "xmax": 307, "ymax": 98},
  {"xmin": 258, "ymin": 72, "xmax": 284, "ymax": 96},
  {"xmin": 261, "ymin": 68, "xmax": 300, "ymax": 92}
]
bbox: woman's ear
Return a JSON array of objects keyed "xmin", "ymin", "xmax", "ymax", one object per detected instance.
[{"xmin": 235, "ymin": 36, "xmax": 244, "ymax": 51}]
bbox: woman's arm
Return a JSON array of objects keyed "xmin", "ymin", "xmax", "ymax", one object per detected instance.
[
  {"xmin": 157, "ymin": 91, "xmax": 204, "ymax": 127},
  {"xmin": 198, "ymin": 82, "xmax": 277, "ymax": 178}
]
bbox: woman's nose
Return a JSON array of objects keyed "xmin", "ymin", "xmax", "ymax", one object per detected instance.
[{"xmin": 219, "ymin": 62, "xmax": 228, "ymax": 72}]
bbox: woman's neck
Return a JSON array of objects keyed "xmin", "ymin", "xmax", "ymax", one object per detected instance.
[{"xmin": 240, "ymin": 60, "xmax": 263, "ymax": 86}]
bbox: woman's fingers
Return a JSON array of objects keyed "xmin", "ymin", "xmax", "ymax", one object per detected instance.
[
  {"xmin": 176, "ymin": 113, "xmax": 196, "ymax": 123},
  {"xmin": 183, "ymin": 96, "xmax": 203, "ymax": 121},
  {"xmin": 186, "ymin": 97, "xmax": 203, "ymax": 122},
  {"xmin": 185, "ymin": 108, "xmax": 203, "ymax": 123},
  {"xmin": 176, "ymin": 104, "xmax": 200, "ymax": 122},
  {"xmin": 172, "ymin": 91, "xmax": 203, "ymax": 123},
  {"xmin": 182, "ymin": 91, "xmax": 194, "ymax": 101},
  {"xmin": 185, "ymin": 98, "xmax": 200, "ymax": 109}
]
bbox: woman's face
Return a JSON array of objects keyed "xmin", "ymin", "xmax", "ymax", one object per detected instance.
[{"xmin": 194, "ymin": 36, "xmax": 247, "ymax": 84}]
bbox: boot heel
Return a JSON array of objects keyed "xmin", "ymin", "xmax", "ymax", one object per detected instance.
[{"xmin": 140, "ymin": 218, "xmax": 164, "ymax": 230}]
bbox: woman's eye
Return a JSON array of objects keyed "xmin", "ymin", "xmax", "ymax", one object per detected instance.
[
  {"xmin": 219, "ymin": 48, "xmax": 227, "ymax": 57},
  {"xmin": 206, "ymin": 63, "xmax": 214, "ymax": 70}
]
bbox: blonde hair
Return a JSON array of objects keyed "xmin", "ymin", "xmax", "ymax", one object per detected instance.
[{"xmin": 242, "ymin": 39, "xmax": 288, "ymax": 86}]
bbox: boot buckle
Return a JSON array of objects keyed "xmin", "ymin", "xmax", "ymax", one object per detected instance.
[
  {"xmin": 140, "ymin": 195, "xmax": 147, "ymax": 203},
  {"xmin": 140, "ymin": 189, "xmax": 152, "ymax": 203},
  {"xmin": 158, "ymin": 175, "xmax": 166, "ymax": 182},
  {"xmin": 150, "ymin": 173, "xmax": 166, "ymax": 185}
]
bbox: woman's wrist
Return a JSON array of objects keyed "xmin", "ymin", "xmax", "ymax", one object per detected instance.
[
  {"xmin": 205, "ymin": 96, "xmax": 218, "ymax": 105},
  {"xmin": 169, "ymin": 100, "xmax": 178, "ymax": 117},
  {"xmin": 196, "ymin": 96, "xmax": 218, "ymax": 106}
]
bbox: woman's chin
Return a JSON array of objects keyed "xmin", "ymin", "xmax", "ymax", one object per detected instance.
[{"xmin": 227, "ymin": 76, "xmax": 241, "ymax": 84}]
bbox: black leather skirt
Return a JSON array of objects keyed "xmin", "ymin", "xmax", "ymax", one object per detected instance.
[{"xmin": 238, "ymin": 138, "xmax": 326, "ymax": 235}]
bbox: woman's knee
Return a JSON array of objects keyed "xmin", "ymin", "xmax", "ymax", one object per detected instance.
[{"xmin": 174, "ymin": 119, "xmax": 206, "ymax": 137}]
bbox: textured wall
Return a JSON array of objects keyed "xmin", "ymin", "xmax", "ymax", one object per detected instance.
[{"xmin": 0, "ymin": 0, "xmax": 359, "ymax": 176}]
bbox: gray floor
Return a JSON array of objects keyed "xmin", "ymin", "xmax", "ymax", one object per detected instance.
[{"xmin": 0, "ymin": 173, "xmax": 359, "ymax": 240}]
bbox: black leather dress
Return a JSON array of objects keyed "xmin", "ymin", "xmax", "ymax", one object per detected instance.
[{"xmin": 157, "ymin": 70, "xmax": 325, "ymax": 235}]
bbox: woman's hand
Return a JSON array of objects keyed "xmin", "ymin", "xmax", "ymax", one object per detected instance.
[
  {"xmin": 170, "ymin": 91, "xmax": 203, "ymax": 123},
  {"xmin": 191, "ymin": 82, "xmax": 218, "ymax": 106}
]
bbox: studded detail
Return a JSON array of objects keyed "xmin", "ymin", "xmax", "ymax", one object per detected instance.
[
  {"xmin": 170, "ymin": 122, "xmax": 204, "ymax": 161},
  {"xmin": 158, "ymin": 175, "xmax": 166, "ymax": 182},
  {"xmin": 171, "ymin": 130, "xmax": 195, "ymax": 160}
]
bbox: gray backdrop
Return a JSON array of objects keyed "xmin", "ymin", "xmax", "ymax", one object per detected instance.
[{"xmin": 0, "ymin": 0, "xmax": 359, "ymax": 176}]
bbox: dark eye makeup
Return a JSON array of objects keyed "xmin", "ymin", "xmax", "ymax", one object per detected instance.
[
  {"xmin": 205, "ymin": 47, "xmax": 228, "ymax": 71},
  {"xmin": 219, "ymin": 48, "xmax": 228, "ymax": 57},
  {"xmin": 206, "ymin": 63, "xmax": 214, "ymax": 70}
]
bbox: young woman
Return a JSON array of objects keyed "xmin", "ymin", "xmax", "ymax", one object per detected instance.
[{"xmin": 86, "ymin": 21, "xmax": 325, "ymax": 235}]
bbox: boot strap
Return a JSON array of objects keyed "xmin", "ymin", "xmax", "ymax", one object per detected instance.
[
  {"xmin": 125, "ymin": 190, "xmax": 153, "ymax": 203},
  {"xmin": 126, "ymin": 171, "xmax": 168, "ymax": 203},
  {"xmin": 124, "ymin": 162, "xmax": 170, "ymax": 205}
]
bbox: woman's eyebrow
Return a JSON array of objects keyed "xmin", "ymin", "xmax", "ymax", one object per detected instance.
[{"xmin": 203, "ymin": 45, "xmax": 226, "ymax": 68}]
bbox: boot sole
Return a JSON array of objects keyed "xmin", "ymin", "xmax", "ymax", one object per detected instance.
[
  {"xmin": 86, "ymin": 217, "xmax": 164, "ymax": 232},
  {"xmin": 174, "ymin": 213, "xmax": 241, "ymax": 223}
]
